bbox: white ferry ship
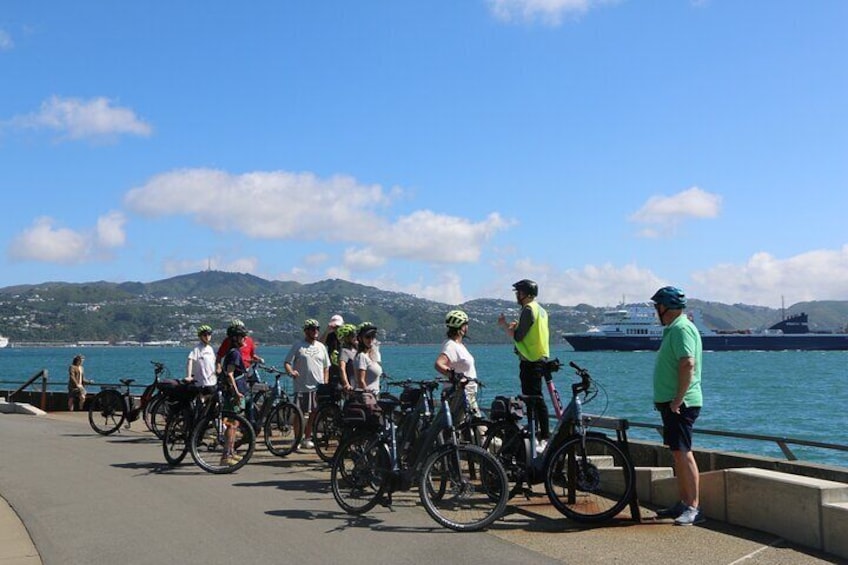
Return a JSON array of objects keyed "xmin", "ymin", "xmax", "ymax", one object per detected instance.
[{"xmin": 563, "ymin": 305, "xmax": 848, "ymax": 352}]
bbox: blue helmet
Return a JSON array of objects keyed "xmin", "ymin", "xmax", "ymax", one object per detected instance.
[{"xmin": 651, "ymin": 286, "xmax": 687, "ymax": 309}]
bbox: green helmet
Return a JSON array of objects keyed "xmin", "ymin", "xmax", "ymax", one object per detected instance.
[
  {"xmin": 445, "ymin": 309, "xmax": 469, "ymax": 329},
  {"xmin": 651, "ymin": 286, "xmax": 687, "ymax": 309},
  {"xmin": 197, "ymin": 324, "xmax": 213, "ymax": 336},
  {"xmin": 336, "ymin": 323, "xmax": 357, "ymax": 341},
  {"xmin": 303, "ymin": 318, "xmax": 320, "ymax": 330}
]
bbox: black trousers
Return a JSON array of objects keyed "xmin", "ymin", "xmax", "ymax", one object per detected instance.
[{"xmin": 519, "ymin": 360, "xmax": 550, "ymax": 439}]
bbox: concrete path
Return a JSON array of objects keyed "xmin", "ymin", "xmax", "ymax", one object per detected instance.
[{"xmin": 0, "ymin": 411, "xmax": 841, "ymax": 565}]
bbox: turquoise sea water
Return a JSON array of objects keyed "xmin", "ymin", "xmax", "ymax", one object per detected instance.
[{"xmin": 3, "ymin": 344, "xmax": 846, "ymax": 468}]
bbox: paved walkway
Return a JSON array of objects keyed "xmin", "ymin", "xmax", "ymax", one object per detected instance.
[{"xmin": 0, "ymin": 410, "xmax": 841, "ymax": 565}]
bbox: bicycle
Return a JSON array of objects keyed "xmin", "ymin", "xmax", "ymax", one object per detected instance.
[
  {"xmin": 161, "ymin": 380, "xmax": 208, "ymax": 465},
  {"xmin": 330, "ymin": 375, "xmax": 509, "ymax": 532},
  {"xmin": 310, "ymin": 382, "xmax": 349, "ymax": 462},
  {"xmin": 483, "ymin": 360, "xmax": 636, "ymax": 523},
  {"xmin": 140, "ymin": 361, "xmax": 169, "ymax": 433},
  {"xmin": 242, "ymin": 363, "xmax": 304, "ymax": 457},
  {"xmin": 88, "ymin": 361, "xmax": 171, "ymax": 436},
  {"xmin": 188, "ymin": 381, "xmax": 256, "ymax": 474}
]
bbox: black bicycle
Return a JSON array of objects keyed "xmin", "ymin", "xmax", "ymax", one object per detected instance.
[
  {"xmin": 330, "ymin": 375, "xmax": 509, "ymax": 532},
  {"xmin": 88, "ymin": 361, "xmax": 171, "ymax": 436},
  {"xmin": 187, "ymin": 382, "xmax": 256, "ymax": 474},
  {"xmin": 243, "ymin": 363, "xmax": 304, "ymax": 457},
  {"xmin": 483, "ymin": 360, "xmax": 636, "ymax": 523}
]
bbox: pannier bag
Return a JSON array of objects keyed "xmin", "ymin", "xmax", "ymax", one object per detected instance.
[
  {"xmin": 399, "ymin": 386, "xmax": 422, "ymax": 411},
  {"xmin": 489, "ymin": 395, "xmax": 525, "ymax": 421},
  {"xmin": 156, "ymin": 379, "xmax": 200, "ymax": 402},
  {"xmin": 342, "ymin": 391, "xmax": 382, "ymax": 426},
  {"xmin": 316, "ymin": 382, "xmax": 343, "ymax": 405}
]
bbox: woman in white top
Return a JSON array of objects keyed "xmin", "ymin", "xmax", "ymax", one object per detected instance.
[
  {"xmin": 434, "ymin": 309, "xmax": 480, "ymax": 417},
  {"xmin": 355, "ymin": 322, "xmax": 382, "ymax": 393}
]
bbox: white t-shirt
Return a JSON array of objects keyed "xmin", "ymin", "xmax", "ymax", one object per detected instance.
[
  {"xmin": 440, "ymin": 339, "xmax": 477, "ymax": 381},
  {"xmin": 285, "ymin": 339, "xmax": 330, "ymax": 393},
  {"xmin": 188, "ymin": 343, "xmax": 217, "ymax": 387},
  {"xmin": 355, "ymin": 349, "xmax": 382, "ymax": 393}
]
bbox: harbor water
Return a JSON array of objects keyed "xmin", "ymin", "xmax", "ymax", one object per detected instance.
[{"xmin": 3, "ymin": 344, "xmax": 846, "ymax": 468}]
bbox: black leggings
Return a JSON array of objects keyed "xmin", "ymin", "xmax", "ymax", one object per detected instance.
[{"xmin": 520, "ymin": 361, "xmax": 550, "ymax": 440}]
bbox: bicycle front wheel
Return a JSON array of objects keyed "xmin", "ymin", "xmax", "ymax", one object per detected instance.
[
  {"xmin": 148, "ymin": 395, "xmax": 172, "ymax": 440},
  {"xmin": 190, "ymin": 412, "xmax": 255, "ymax": 474},
  {"xmin": 312, "ymin": 404, "xmax": 343, "ymax": 462},
  {"xmin": 544, "ymin": 433, "xmax": 635, "ymax": 523},
  {"xmin": 330, "ymin": 432, "xmax": 390, "ymax": 515},
  {"xmin": 88, "ymin": 390, "xmax": 126, "ymax": 435},
  {"xmin": 162, "ymin": 408, "xmax": 190, "ymax": 465},
  {"xmin": 419, "ymin": 444, "xmax": 508, "ymax": 532},
  {"xmin": 141, "ymin": 387, "xmax": 160, "ymax": 432},
  {"xmin": 263, "ymin": 402, "xmax": 303, "ymax": 457}
]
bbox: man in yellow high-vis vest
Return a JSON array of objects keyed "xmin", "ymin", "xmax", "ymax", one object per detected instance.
[{"xmin": 498, "ymin": 279, "xmax": 550, "ymax": 449}]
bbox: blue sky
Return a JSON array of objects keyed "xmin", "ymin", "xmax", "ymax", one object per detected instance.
[{"xmin": 1, "ymin": 1, "xmax": 846, "ymax": 308}]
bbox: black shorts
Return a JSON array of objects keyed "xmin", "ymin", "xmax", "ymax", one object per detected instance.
[{"xmin": 656, "ymin": 402, "xmax": 701, "ymax": 452}]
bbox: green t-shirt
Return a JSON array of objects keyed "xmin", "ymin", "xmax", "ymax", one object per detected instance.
[{"xmin": 652, "ymin": 313, "xmax": 703, "ymax": 406}]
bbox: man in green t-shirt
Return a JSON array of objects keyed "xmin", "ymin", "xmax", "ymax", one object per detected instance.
[{"xmin": 651, "ymin": 286, "xmax": 705, "ymax": 526}]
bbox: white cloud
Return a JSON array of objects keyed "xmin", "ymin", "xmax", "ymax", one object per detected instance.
[
  {"xmin": 498, "ymin": 259, "xmax": 666, "ymax": 306},
  {"xmin": 125, "ymin": 168, "xmax": 512, "ymax": 266},
  {"xmin": 691, "ymin": 246, "xmax": 848, "ymax": 307},
  {"xmin": 95, "ymin": 212, "xmax": 127, "ymax": 248},
  {"xmin": 10, "ymin": 96, "xmax": 152, "ymax": 140},
  {"xmin": 0, "ymin": 30, "xmax": 13, "ymax": 51},
  {"xmin": 343, "ymin": 247, "xmax": 387, "ymax": 271},
  {"xmin": 488, "ymin": 0, "xmax": 612, "ymax": 25},
  {"xmin": 629, "ymin": 186, "xmax": 722, "ymax": 237},
  {"xmin": 350, "ymin": 271, "xmax": 466, "ymax": 305},
  {"xmin": 7, "ymin": 212, "xmax": 127, "ymax": 264}
]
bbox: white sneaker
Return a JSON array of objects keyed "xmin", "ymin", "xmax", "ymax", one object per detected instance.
[
  {"xmin": 535, "ymin": 439, "xmax": 547, "ymax": 454},
  {"xmin": 302, "ymin": 439, "xmax": 315, "ymax": 449},
  {"xmin": 490, "ymin": 437, "xmax": 503, "ymax": 451}
]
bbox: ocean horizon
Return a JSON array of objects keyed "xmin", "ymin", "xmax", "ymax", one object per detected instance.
[{"xmin": 2, "ymin": 344, "xmax": 845, "ymax": 469}]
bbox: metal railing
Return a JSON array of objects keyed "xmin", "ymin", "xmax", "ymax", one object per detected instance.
[
  {"xmin": 5, "ymin": 370, "xmax": 49, "ymax": 411},
  {"xmin": 624, "ymin": 420, "xmax": 848, "ymax": 462}
]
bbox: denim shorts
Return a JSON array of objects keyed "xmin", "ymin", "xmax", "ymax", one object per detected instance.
[{"xmin": 656, "ymin": 402, "xmax": 701, "ymax": 452}]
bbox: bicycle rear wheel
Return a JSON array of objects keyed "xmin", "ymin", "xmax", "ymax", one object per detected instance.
[
  {"xmin": 190, "ymin": 412, "xmax": 255, "ymax": 474},
  {"xmin": 418, "ymin": 444, "xmax": 509, "ymax": 532},
  {"xmin": 482, "ymin": 420, "xmax": 526, "ymax": 495},
  {"xmin": 330, "ymin": 432, "xmax": 390, "ymax": 515},
  {"xmin": 87, "ymin": 390, "xmax": 126, "ymax": 435},
  {"xmin": 544, "ymin": 433, "xmax": 634, "ymax": 523},
  {"xmin": 312, "ymin": 404, "xmax": 343, "ymax": 462},
  {"xmin": 263, "ymin": 402, "xmax": 303, "ymax": 457},
  {"xmin": 162, "ymin": 408, "xmax": 191, "ymax": 465}
]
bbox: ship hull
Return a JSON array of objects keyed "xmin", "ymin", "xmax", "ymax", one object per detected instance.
[{"xmin": 564, "ymin": 334, "xmax": 848, "ymax": 352}]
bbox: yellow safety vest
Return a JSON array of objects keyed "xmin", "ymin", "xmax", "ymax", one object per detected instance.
[{"xmin": 515, "ymin": 301, "xmax": 549, "ymax": 362}]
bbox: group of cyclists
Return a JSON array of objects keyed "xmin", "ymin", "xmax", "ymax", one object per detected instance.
[{"xmin": 181, "ymin": 278, "xmax": 550, "ymax": 459}]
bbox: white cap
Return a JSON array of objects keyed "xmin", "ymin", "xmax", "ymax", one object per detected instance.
[{"xmin": 328, "ymin": 314, "xmax": 344, "ymax": 327}]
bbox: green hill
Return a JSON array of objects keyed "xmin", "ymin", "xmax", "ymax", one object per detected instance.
[{"xmin": 1, "ymin": 271, "xmax": 846, "ymax": 345}]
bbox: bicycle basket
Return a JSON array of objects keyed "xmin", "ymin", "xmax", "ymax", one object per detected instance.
[
  {"xmin": 342, "ymin": 390, "xmax": 382, "ymax": 426},
  {"xmin": 489, "ymin": 395, "xmax": 525, "ymax": 421}
]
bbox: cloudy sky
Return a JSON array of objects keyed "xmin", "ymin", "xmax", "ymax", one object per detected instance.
[{"xmin": 1, "ymin": 1, "xmax": 846, "ymax": 308}]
